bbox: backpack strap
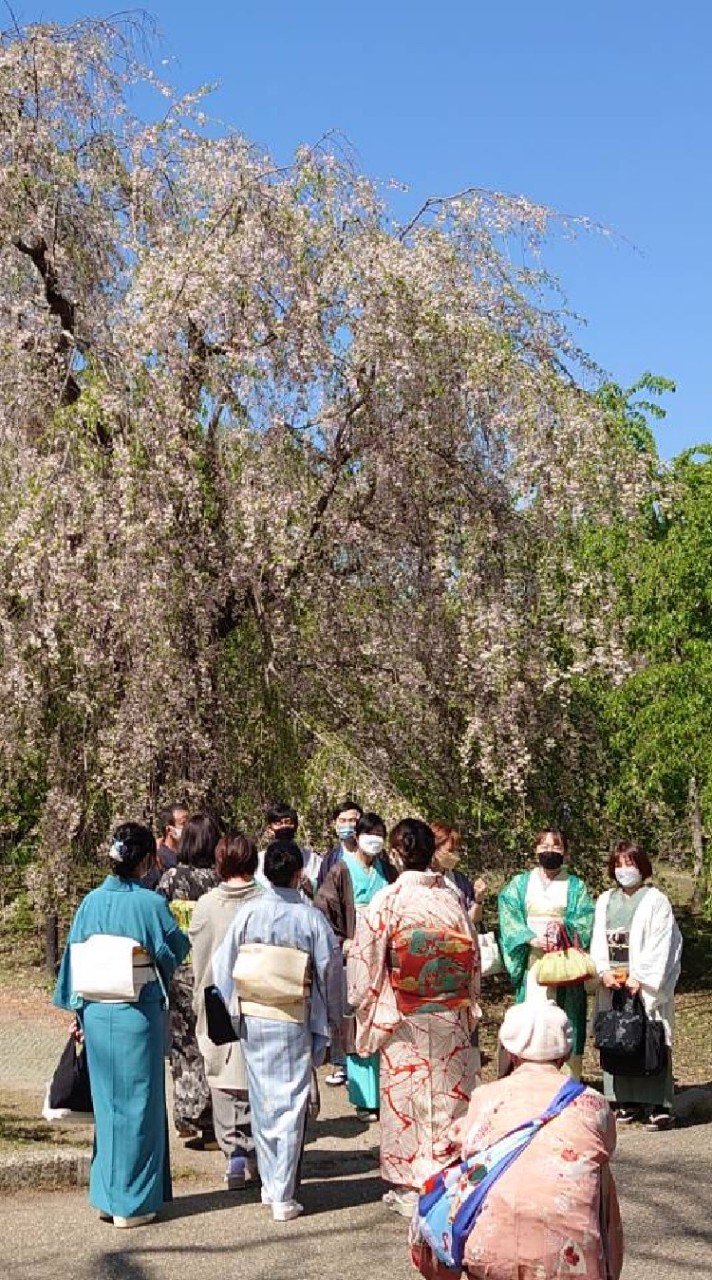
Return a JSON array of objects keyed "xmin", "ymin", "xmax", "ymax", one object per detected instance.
[{"xmin": 447, "ymin": 1078, "xmax": 587, "ymax": 1268}]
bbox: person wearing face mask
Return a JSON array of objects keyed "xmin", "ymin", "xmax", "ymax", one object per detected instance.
[
  {"xmin": 315, "ymin": 799, "xmax": 363, "ymax": 1084},
  {"xmin": 141, "ymin": 803, "xmax": 189, "ymax": 890},
  {"xmin": 590, "ymin": 840, "xmax": 682, "ymax": 1130},
  {"xmin": 498, "ymin": 829, "xmax": 594, "ymax": 1080},
  {"xmin": 316, "ymin": 799, "xmax": 364, "ymax": 889},
  {"xmin": 430, "ymin": 822, "xmax": 487, "ymax": 925},
  {"xmin": 256, "ymin": 802, "xmax": 323, "ymax": 897},
  {"xmin": 315, "ymin": 812, "xmax": 396, "ymax": 1118}
]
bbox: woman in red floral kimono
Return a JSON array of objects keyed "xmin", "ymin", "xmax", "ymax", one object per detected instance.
[{"xmin": 347, "ymin": 818, "xmax": 480, "ymax": 1218}]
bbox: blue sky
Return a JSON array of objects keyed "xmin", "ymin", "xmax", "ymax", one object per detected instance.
[{"xmin": 28, "ymin": 1, "xmax": 712, "ymax": 455}]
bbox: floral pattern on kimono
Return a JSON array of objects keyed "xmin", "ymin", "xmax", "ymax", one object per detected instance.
[
  {"xmin": 347, "ymin": 869, "xmax": 480, "ymax": 1190},
  {"xmin": 157, "ymin": 863, "xmax": 219, "ymax": 1131},
  {"xmin": 451, "ymin": 1061, "xmax": 622, "ymax": 1280}
]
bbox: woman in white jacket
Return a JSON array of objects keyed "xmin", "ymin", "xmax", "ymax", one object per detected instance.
[{"xmin": 591, "ymin": 840, "xmax": 682, "ymax": 1130}]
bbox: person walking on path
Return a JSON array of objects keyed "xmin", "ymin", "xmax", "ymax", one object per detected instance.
[{"xmin": 53, "ymin": 822, "xmax": 189, "ymax": 1228}]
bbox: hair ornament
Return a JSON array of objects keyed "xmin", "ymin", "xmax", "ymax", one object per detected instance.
[{"xmin": 109, "ymin": 839, "xmax": 127, "ymax": 862}]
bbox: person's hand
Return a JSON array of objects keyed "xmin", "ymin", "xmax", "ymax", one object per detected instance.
[
  {"xmin": 299, "ymin": 873, "xmax": 315, "ymax": 899},
  {"xmin": 342, "ymin": 939, "xmax": 352, "ymax": 958},
  {"xmin": 625, "ymin": 977, "xmax": 641, "ymax": 996},
  {"xmin": 473, "ymin": 877, "xmax": 487, "ymax": 904},
  {"xmin": 601, "ymin": 970, "xmax": 621, "ymax": 990},
  {"xmin": 70, "ymin": 1017, "xmax": 85, "ymax": 1045}
]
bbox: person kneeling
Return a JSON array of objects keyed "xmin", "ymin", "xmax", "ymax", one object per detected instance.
[{"xmin": 413, "ymin": 1002, "xmax": 622, "ymax": 1280}]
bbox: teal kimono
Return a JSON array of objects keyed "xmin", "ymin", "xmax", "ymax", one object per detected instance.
[
  {"xmin": 54, "ymin": 876, "xmax": 190, "ymax": 1219},
  {"xmin": 497, "ymin": 871, "xmax": 594, "ymax": 1055}
]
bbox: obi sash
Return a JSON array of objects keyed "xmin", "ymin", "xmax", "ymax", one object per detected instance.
[
  {"xmin": 233, "ymin": 942, "xmax": 311, "ymax": 1023},
  {"xmin": 70, "ymin": 935, "xmax": 157, "ymax": 1002},
  {"xmin": 389, "ymin": 927, "xmax": 474, "ymax": 1015}
]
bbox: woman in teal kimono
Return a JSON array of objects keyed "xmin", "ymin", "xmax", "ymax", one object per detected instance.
[
  {"xmin": 315, "ymin": 811, "xmax": 396, "ymax": 1119},
  {"xmin": 54, "ymin": 823, "xmax": 190, "ymax": 1227},
  {"xmin": 498, "ymin": 829, "xmax": 594, "ymax": 1077}
]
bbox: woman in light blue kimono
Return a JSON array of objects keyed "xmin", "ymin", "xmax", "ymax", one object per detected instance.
[
  {"xmin": 54, "ymin": 823, "xmax": 190, "ymax": 1228},
  {"xmin": 212, "ymin": 839, "xmax": 341, "ymax": 1222}
]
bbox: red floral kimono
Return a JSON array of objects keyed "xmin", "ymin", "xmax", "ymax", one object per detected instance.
[{"xmin": 347, "ymin": 869, "xmax": 480, "ymax": 1191}]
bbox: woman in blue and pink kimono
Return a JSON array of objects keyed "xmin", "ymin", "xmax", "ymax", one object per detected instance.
[{"xmin": 54, "ymin": 822, "xmax": 189, "ymax": 1228}]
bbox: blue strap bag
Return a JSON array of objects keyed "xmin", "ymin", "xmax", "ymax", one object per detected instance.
[{"xmin": 415, "ymin": 1078, "xmax": 585, "ymax": 1270}]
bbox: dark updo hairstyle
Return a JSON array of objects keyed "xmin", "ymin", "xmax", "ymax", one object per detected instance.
[
  {"xmin": 389, "ymin": 818, "xmax": 435, "ymax": 871},
  {"xmin": 263, "ymin": 839, "xmax": 303, "ymax": 887},
  {"xmin": 215, "ymin": 831, "xmax": 258, "ymax": 880},
  {"xmin": 607, "ymin": 839, "xmax": 653, "ymax": 882},
  {"xmin": 355, "ymin": 811, "xmax": 386, "ymax": 838},
  {"xmin": 177, "ymin": 813, "xmax": 219, "ymax": 869},
  {"xmin": 109, "ymin": 822, "xmax": 156, "ymax": 879}
]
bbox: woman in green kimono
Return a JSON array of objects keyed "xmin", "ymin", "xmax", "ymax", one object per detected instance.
[
  {"xmin": 498, "ymin": 829, "xmax": 594, "ymax": 1078},
  {"xmin": 54, "ymin": 823, "xmax": 190, "ymax": 1227}
]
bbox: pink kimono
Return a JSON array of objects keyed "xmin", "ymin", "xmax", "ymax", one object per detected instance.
[
  {"xmin": 447, "ymin": 1062, "xmax": 623, "ymax": 1280},
  {"xmin": 347, "ymin": 869, "xmax": 480, "ymax": 1191}
]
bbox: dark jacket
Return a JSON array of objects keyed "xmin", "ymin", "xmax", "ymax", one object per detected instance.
[{"xmin": 315, "ymin": 857, "xmax": 397, "ymax": 1054}]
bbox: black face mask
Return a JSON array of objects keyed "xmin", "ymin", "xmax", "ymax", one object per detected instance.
[
  {"xmin": 538, "ymin": 851, "xmax": 564, "ymax": 871},
  {"xmin": 275, "ymin": 825, "xmax": 297, "ymax": 841}
]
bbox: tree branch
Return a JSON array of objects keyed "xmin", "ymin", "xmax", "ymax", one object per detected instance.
[{"xmin": 13, "ymin": 234, "xmax": 81, "ymax": 405}]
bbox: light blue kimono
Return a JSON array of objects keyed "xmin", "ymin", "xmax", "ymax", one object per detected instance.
[
  {"xmin": 212, "ymin": 886, "xmax": 340, "ymax": 1206},
  {"xmin": 53, "ymin": 876, "xmax": 190, "ymax": 1219}
]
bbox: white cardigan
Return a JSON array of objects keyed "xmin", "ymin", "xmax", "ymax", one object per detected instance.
[{"xmin": 590, "ymin": 885, "xmax": 683, "ymax": 1045}]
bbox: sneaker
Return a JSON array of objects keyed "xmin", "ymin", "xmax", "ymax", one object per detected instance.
[
  {"xmin": 644, "ymin": 1110, "xmax": 674, "ymax": 1131},
  {"xmin": 225, "ymin": 1156, "xmax": 259, "ymax": 1190},
  {"xmin": 355, "ymin": 1108, "xmax": 379, "ymax": 1122},
  {"xmin": 272, "ymin": 1199, "xmax": 304, "ymax": 1222},
  {"xmin": 113, "ymin": 1213, "xmax": 156, "ymax": 1229},
  {"xmin": 325, "ymin": 1066, "xmax": 347, "ymax": 1086},
  {"xmin": 382, "ymin": 1189, "xmax": 397, "ymax": 1206},
  {"xmin": 387, "ymin": 1189, "xmax": 419, "ymax": 1219}
]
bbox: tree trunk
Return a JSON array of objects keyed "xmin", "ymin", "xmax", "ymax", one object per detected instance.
[
  {"xmin": 44, "ymin": 913, "xmax": 59, "ymax": 976},
  {"xmin": 689, "ymin": 774, "xmax": 707, "ymax": 909}
]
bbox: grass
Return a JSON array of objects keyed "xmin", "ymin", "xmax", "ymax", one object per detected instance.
[{"xmin": 0, "ymin": 1088, "xmax": 93, "ymax": 1152}]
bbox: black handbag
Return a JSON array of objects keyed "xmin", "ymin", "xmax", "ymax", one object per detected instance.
[
  {"xmin": 47, "ymin": 1034, "xmax": 93, "ymax": 1115},
  {"xmin": 204, "ymin": 984, "xmax": 238, "ymax": 1045},
  {"xmin": 594, "ymin": 988, "xmax": 645, "ymax": 1056},
  {"xmin": 597, "ymin": 990, "xmax": 668, "ymax": 1077}
]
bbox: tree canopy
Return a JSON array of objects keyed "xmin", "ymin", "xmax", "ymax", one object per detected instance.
[{"xmin": 2, "ymin": 17, "xmax": 699, "ymax": 917}]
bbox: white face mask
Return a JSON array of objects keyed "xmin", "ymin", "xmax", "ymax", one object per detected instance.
[
  {"xmin": 615, "ymin": 866, "xmax": 642, "ymax": 889},
  {"xmin": 358, "ymin": 834, "xmax": 384, "ymax": 859}
]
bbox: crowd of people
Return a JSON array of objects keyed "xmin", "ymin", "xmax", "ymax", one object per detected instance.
[{"xmin": 53, "ymin": 801, "xmax": 683, "ymax": 1278}]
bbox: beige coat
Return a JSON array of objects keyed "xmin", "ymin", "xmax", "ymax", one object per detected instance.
[{"xmin": 188, "ymin": 880, "xmax": 262, "ymax": 1090}]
